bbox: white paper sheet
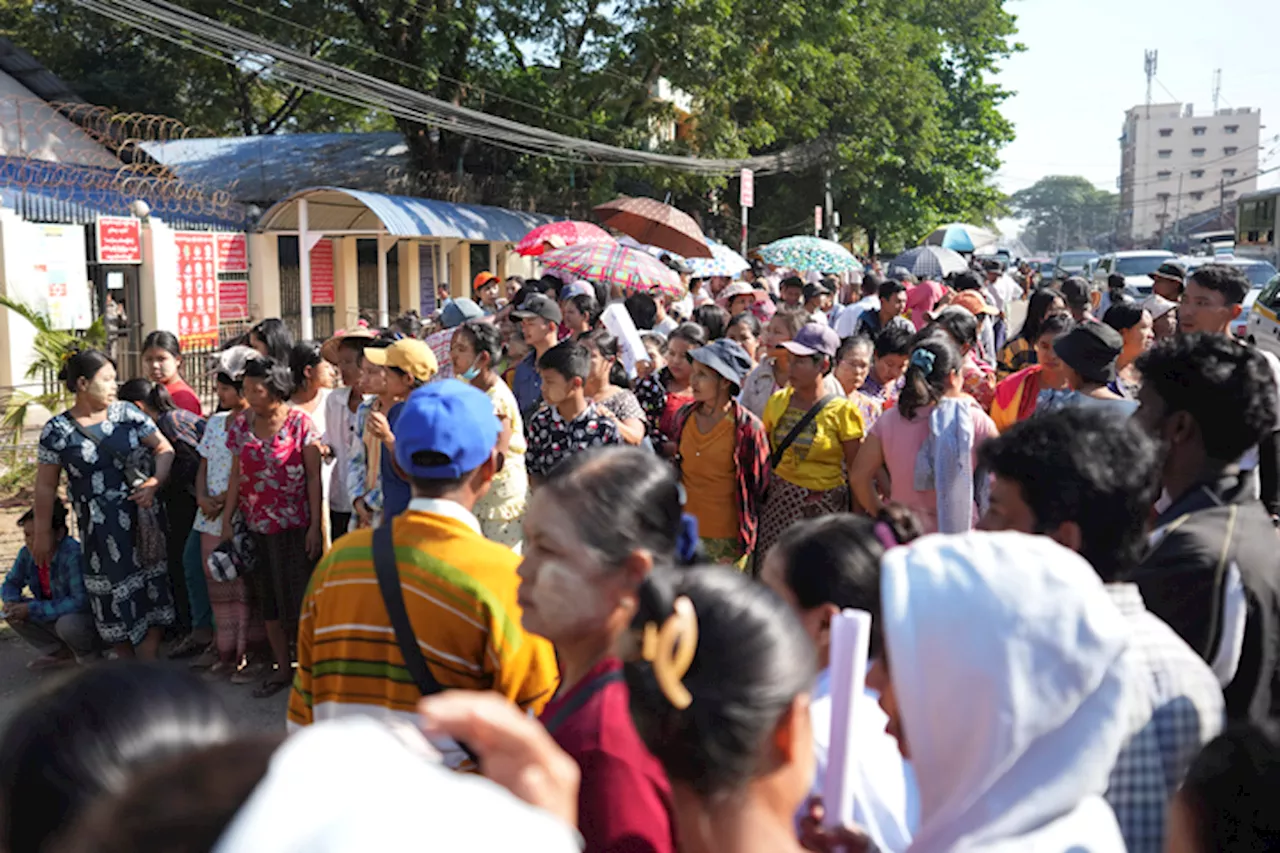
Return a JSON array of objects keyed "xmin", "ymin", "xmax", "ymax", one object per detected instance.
[
  {"xmin": 823, "ymin": 609, "xmax": 873, "ymax": 829},
  {"xmin": 601, "ymin": 302, "xmax": 649, "ymax": 379}
]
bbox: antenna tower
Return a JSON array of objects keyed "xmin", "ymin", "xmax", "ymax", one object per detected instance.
[
  {"xmin": 1144, "ymin": 50, "xmax": 1158, "ymax": 117},
  {"xmin": 1212, "ymin": 69, "xmax": 1222, "ymax": 113}
]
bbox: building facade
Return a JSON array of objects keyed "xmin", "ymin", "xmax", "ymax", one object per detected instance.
[{"xmin": 1118, "ymin": 102, "xmax": 1260, "ymax": 244}]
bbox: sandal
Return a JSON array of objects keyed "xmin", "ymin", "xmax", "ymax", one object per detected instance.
[
  {"xmin": 252, "ymin": 675, "xmax": 292, "ymax": 699},
  {"xmin": 230, "ymin": 660, "xmax": 268, "ymax": 685},
  {"xmin": 167, "ymin": 635, "xmax": 206, "ymax": 659}
]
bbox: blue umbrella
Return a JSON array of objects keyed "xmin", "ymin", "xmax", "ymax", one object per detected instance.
[
  {"xmin": 758, "ymin": 236, "xmax": 860, "ymax": 273},
  {"xmin": 923, "ymin": 223, "xmax": 998, "ymax": 253},
  {"xmin": 888, "ymin": 246, "xmax": 969, "ymax": 280}
]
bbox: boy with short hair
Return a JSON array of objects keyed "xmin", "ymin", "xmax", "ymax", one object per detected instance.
[
  {"xmin": 525, "ymin": 340, "xmax": 622, "ymax": 483},
  {"xmin": 2, "ymin": 500, "xmax": 96, "ymax": 668}
]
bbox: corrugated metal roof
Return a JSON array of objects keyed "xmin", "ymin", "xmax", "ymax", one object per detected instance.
[
  {"xmin": 0, "ymin": 38, "xmax": 84, "ymax": 104},
  {"xmin": 258, "ymin": 186, "xmax": 557, "ymax": 242},
  {"xmin": 142, "ymin": 133, "xmax": 409, "ymax": 204}
]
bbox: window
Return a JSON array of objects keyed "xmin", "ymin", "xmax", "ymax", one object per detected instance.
[
  {"xmin": 1159, "ymin": 128, "xmax": 1173, "ymax": 137},
  {"xmin": 1193, "ymin": 126, "xmax": 1207, "ymax": 136},
  {"xmin": 1191, "ymin": 192, "xmax": 1204, "ymax": 201},
  {"xmin": 1158, "ymin": 149, "xmax": 1173, "ymax": 159},
  {"xmin": 1191, "ymin": 169, "xmax": 1205, "ymax": 179},
  {"xmin": 1225, "ymin": 125, "xmax": 1239, "ymax": 134},
  {"xmin": 1223, "ymin": 168, "xmax": 1237, "ymax": 177},
  {"xmin": 1157, "ymin": 170, "xmax": 1172, "ymax": 181},
  {"xmin": 1224, "ymin": 146, "xmax": 1239, "ymax": 156},
  {"xmin": 1192, "ymin": 148, "xmax": 1206, "ymax": 157}
]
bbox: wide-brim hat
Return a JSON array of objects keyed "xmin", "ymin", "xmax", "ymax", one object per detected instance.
[{"xmin": 321, "ymin": 327, "xmax": 375, "ymax": 365}]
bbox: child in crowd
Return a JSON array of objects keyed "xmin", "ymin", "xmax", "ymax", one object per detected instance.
[
  {"xmin": 321, "ymin": 330, "xmax": 372, "ymax": 537},
  {"xmin": 360, "ymin": 339, "xmax": 438, "ymax": 519},
  {"xmin": 1, "ymin": 500, "xmax": 95, "ymax": 668},
  {"xmin": 525, "ymin": 340, "xmax": 622, "ymax": 484}
]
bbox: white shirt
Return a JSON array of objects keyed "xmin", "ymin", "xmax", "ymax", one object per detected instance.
[
  {"xmin": 835, "ymin": 295, "xmax": 879, "ymax": 339},
  {"xmin": 985, "ymin": 275, "xmax": 1022, "ymax": 315},
  {"xmin": 324, "ymin": 387, "xmax": 363, "ymax": 513},
  {"xmin": 407, "ymin": 497, "xmax": 483, "ymax": 535},
  {"xmin": 807, "ymin": 668, "xmax": 917, "ymax": 853},
  {"xmin": 653, "ymin": 314, "xmax": 679, "ymax": 336}
]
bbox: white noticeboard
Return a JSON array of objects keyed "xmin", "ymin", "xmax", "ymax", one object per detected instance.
[
  {"xmin": 601, "ymin": 302, "xmax": 649, "ymax": 380},
  {"xmin": 33, "ymin": 225, "xmax": 93, "ymax": 331}
]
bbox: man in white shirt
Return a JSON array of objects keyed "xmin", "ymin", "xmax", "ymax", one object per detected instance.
[
  {"xmin": 982, "ymin": 258, "xmax": 1022, "ymax": 315},
  {"xmin": 834, "ymin": 275, "xmax": 882, "ymax": 339}
]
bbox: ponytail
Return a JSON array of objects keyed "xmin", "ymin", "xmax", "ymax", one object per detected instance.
[{"xmin": 897, "ymin": 335, "xmax": 961, "ymax": 420}]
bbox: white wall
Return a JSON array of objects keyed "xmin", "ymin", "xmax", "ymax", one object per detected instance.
[
  {"xmin": 0, "ymin": 71, "xmax": 121, "ymax": 168},
  {"xmin": 139, "ymin": 218, "xmax": 180, "ymax": 335}
]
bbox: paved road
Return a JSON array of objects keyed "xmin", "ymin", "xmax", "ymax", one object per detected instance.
[{"xmin": 0, "ymin": 622, "xmax": 288, "ymax": 733}]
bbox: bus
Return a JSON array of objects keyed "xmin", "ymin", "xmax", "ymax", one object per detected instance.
[{"xmin": 1237, "ymin": 188, "xmax": 1280, "ymax": 267}]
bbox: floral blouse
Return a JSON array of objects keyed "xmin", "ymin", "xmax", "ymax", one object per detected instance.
[
  {"xmin": 225, "ymin": 408, "xmax": 319, "ymax": 534},
  {"xmin": 194, "ymin": 411, "xmax": 239, "ymax": 536}
]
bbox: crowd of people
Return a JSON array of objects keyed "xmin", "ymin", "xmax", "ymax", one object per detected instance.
[{"xmin": 1, "ymin": 254, "xmax": 1279, "ymax": 852}]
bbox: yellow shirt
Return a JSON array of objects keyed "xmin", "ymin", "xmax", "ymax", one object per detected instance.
[
  {"xmin": 679, "ymin": 413, "xmax": 739, "ymax": 539},
  {"xmin": 762, "ymin": 386, "xmax": 864, "ymax": 491}
]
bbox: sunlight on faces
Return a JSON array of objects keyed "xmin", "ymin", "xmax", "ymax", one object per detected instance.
[
  {"xmin": 1122, "ymin": 311, "xmax": 1154, "ymax": 362},
  {"xmin": 449, "ymin": 331, "xmax": 479, "ymax": 376},
  {"xmin": 521, "ymin": 316, "xmax": 557, "ymax": 348},
  {"xmin": 539, "ymin": 367, "xmax": 577, "ymax": 407},
  {"xmin": 562, "ymin": 300, "xmax": 589, "ymax": 333},
  {"xmin": 384, "ymin": 368, "xmax": 417, "ymax": 398},
  {"xmin": 665, "ymin": 338, "xmax": 697, "ymax": 383},
  {"xmin": 360, "ymin": 359, "xmax": 387, "ymax": 396},
  {"xmin": 585, "ymin": 345, "xmax": 612, "ymax": 387},
  {"xmin": 336, "ymin": 347, "xmax": 363, "ymax": 387},
  {"xmin": 882, "ymin": 291, "xmax": 906, "ymax": 318},
  {"xmin": 834, "ymin": 344, "xmax": 872, "ymax": 394},
  {"xmin": 726, "ymin": 323, "xmax": 759, "ymax": 362},
  {"xmin": 477, "ymin": 280, "xmax": 500, "ymax": 307},
  {"xmin": 517, "ymin": 499, "xmax": 631, "ymax": 644},
  {"xmin": 689, "ymin": 361, "xmax": 730, "ymax": 405},
  {"xmin": 728, "ymin": 295, "xmax": 755, "ymax": 317},
  {"xmin": 764, "ymin": 316, "xmax": 793, "ymax": 352},
  {"xmin": 1179, "ymin": 280, "xmax": 1240, "ymax": 334},
  {"xmin": 80, "ymin": 363, "xmax": 117, "ymax": 406},
  {"xmin": 242, "ymin": 376, "xmax": 275, "ymax": 414},
  {"xmin": 141, "ymin": 347, "xmax": 179, "ymax": 384},
  {"xmin": 874, "ymin": 353, "xmax": 908, "ymax": 387}
]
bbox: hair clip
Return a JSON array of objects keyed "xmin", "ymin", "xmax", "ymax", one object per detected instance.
[
  {"xmin": 909, "ymin": 348, "xmax": 936, "ymax": 373},
  {"xmin": 641, "ymin": 596, "xmax": 699, "ymax": 710}
]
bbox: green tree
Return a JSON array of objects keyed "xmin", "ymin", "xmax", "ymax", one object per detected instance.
[{"xmin": 1009, "ymin": 176, "xmax": 1118, "ymax": 253}]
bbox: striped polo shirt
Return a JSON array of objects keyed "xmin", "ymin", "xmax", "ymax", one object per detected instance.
[{"xmin": 288, "ymin": 498, "xmax": 559, "ymax": 767}]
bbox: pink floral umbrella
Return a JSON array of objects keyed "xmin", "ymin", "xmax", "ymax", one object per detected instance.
[{"xmin": 515, "ymin": 221, "xmax": 614, "ymax": 257}]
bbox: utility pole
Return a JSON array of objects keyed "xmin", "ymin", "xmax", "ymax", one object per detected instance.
[
  {"xmin": 1174, "ymin": 173, "xmax": 1183, "ymax": 240},
  {"xmin": 1219, "ymin": 176, "xmax": 1226, "ymax": 226},
  {"xmin": 823, "ymin": 162, "xmax": 835, "ymax": 242}
]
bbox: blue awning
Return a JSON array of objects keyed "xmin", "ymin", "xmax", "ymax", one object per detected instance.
[{"xmin": 257, "ymin": 186, "xmax": 559, "ymax": 242}]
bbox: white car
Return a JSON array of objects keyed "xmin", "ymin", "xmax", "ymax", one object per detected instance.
[
  {"xmin": 1091, "ymin": 250, "xmax": 1177, "ymax": 296},
  {"xmin": 1184, "ymin": 257, "xmax": 1280, "ymax": 338},
  {"xmin": 1246, "ymin": 274, "xmax": 1280, "ymax": 358}
]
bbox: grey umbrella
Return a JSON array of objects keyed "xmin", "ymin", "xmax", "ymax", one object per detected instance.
[{"xmin": 888, "ymin": 246, "xmax": 969, "ymax": 280}]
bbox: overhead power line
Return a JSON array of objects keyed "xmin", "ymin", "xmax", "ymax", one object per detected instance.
[{"xmin": 71, "ymin": 0, "xmax": 827, "ymax": 176}]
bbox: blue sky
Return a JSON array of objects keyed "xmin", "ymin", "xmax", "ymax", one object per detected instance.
[{"xmin": 993, "ymin": 0, "xmax": 1280, "ymax": 196}]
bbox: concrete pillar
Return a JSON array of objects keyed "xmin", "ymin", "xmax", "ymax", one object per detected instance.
[
  {"xmin": 140, "ymin": 217, "xmax": 180, "ymax": 335},
  {"xmin": 448, "ymin": 240, "xmax": 470, "ymax": 299},
  {"xmin": 247, "ymin": 233, "xmax": 280, "ymax": 320},
  {"xmin": 396, "ymin": 240, "xmax": 418, "ymax": 317},
  {"xmin": 334, "ymin": 236, "xmax": 360, "ymax": 331}
]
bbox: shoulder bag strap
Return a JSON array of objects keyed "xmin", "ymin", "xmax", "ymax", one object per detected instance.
[
  {"xmin": 770, "ymin": 395, "xmax": 837, "ymax": 470},
  {"xmin": 373, "ymin": 524, "xmax": 478, "ymax": 764}
]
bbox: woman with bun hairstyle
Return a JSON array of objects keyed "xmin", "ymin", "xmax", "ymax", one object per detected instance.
[
  {"xmin": 851, "ymin": 335, "xmax": 998, "ymax": 535},
  {"xmin": 624, "ymin": 564, "xmax": 818, "ymax": 853},
  {"xmin": 517, "ymin": 446, "xmax": 682, "ymax": 853},
  {"xmin": 34, "ymin": 350, "xmax": 177, "ymax": 659}
]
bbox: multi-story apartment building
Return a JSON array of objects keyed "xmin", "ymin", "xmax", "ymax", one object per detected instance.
[{"xmin": 1118, "ymin": 102, "xmax": 1260, "ymax": 244}]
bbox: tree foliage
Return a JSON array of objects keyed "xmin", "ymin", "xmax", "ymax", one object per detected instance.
[
  {"xmin": 1009, "ymin": 176, "xmax": 1118, "ymax": 253},
  {"xmin": 0, "ymin": 0, "xmax": 1019, "ymax": 243}
]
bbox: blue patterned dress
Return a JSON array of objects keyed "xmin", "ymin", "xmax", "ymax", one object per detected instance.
[{"xmin": 38, "ymin": 402, "xmax": 176, "ymax": 645}]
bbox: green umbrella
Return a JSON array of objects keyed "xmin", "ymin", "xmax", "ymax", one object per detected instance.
[{"xmin": 759, "ymin": 236, "xmax": 859, "ymax": 273}]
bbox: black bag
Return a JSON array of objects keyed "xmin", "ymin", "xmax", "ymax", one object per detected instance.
[{"xmin": 372, "ymin": 524, "xmax": 478, "ymax": 764}]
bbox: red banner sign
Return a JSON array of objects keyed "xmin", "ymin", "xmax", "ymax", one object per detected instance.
[
  {"xmin": 219, "ymin": 280, "xmax": 249, "ymax": 321},
  {"xmin": 216, "ymin": 233, "xmax": 248, "ymax": 273},
  {"xmin": 310, "ymin": 238, "xmax": 335, "ymax": 306},
  {"xmin": 95, "ymin": 216, "xmax": 142, "ymax": 264},
  {"xmin": 174, "ymin": 232, "xmax": 219, "ymax": 349},
  {"xmin": 740, "ymin": 168, "xmax": 754, "ymax": 209}
]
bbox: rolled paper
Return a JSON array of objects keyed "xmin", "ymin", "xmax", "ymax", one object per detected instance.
[{"xmin": 823, "ymin": 608, "xmax": 873, "ymax": 829}]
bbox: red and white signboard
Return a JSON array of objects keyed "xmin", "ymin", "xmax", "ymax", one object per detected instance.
[
  {"xmin": 95, "ymin": 216, "xmax": 142, "ymax": 264},
  {"xmin": 814, "ymin": 206, "xmax": 823, "ymax": 237},
  {"xmin": 740, "ymin": 168, "xmax": 755, "ymax": 209},
  {"xmin": 219, "ymin": 280, "xmax": 249, "ymax": 322},
  {"xmin": 310, "ymin": 238, "xmax": 335, "ymax": 306},
  {"xmin": 173, "ymin": 232, "xmax": 219, "ymax": 349},
  {"xmin": 216, "ymin": 233, "xmax": 248, "ymax": 273}
]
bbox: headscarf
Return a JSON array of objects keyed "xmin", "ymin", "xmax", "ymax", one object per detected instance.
[{"xmin": 880, "ymin": 532, "xmax": 1131, "ymax": 853}]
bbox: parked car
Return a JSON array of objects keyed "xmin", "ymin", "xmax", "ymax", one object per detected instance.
[
  {"xmin": 1244, "ymin": 274, "xmax": 1280, "ymax": 358},
  {"xmin": 1184, "ymin": 257, "xmax": 1280, "ymax": 338},
  {"xmin": 1053, "ymin": 250, "xmax": 1101, "ymax": 279},
  {"xmin": 1091, "ymin": 250, "xmax": 1177, "ymax": 295}
]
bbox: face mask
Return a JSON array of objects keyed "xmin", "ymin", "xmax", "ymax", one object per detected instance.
[{"xmin": 460, "ymin": 364, "xmax": 482, "ymax": 381}]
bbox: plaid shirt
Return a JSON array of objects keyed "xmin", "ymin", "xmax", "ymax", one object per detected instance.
[
  {"xmin": 1106, "ymin": 583, "xmax": 1225, "ymax": 853},
  {"xmin": 1, "ymin": 536, "xmax": 89, "ymax": 622},
  {"xmin": 674, "ymin": 401, "xmax": 771, "ymax": 555}
]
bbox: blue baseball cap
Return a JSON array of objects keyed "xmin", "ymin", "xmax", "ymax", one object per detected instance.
[{"xmin": 393, "ymin": 380, "xmax": 500, "ymax": 480}]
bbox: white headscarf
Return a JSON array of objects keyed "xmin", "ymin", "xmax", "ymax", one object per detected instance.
[
  {"xmin": 214, "ymin": 718, "xmax": 581, "ymax": 853},
  {"xmin": 880, "ymin": 532, "xmax": 1131, "ymax": 853}
]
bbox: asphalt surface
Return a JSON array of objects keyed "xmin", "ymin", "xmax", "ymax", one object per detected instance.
[{"xmin": 0, "ymin": 622, "xmax": 289, "ymax": 732}]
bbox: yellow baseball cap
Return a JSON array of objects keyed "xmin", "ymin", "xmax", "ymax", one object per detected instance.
[{"xmin": 363, "ymin": 339, "xmax": 438, "ymax": 382}]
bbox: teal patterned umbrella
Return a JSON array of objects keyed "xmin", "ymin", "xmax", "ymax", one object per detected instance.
[{"xmin": 758, "ymin": 236, "xmax": 859, "ymax": 273}]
